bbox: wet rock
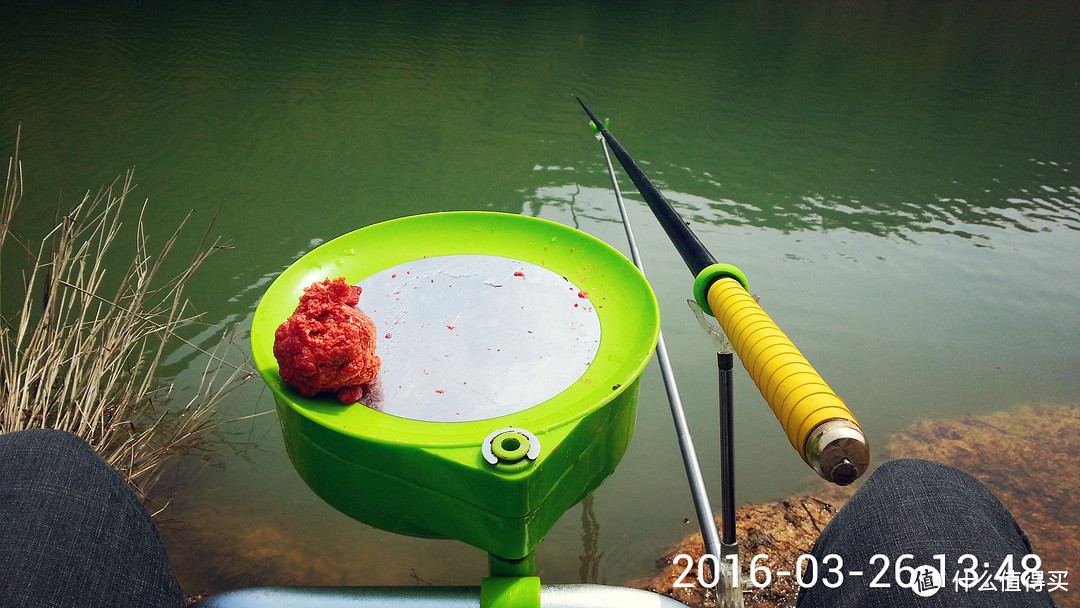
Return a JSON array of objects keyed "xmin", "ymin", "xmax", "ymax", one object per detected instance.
[{"xmin": 633, "ymin": 497, "xmax": 838, "ymax": 608}]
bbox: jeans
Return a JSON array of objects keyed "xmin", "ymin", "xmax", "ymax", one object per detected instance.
[
  {"xmin": 0, "ymin": 429, "xmax": 183, "ymax": 608},
  {"xmin": 797, "ymin": 458, "xmax": 1058, "ymax": 607}
]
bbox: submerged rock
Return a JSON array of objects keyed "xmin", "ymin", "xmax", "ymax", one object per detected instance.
[{"xmin": 634, "ymin": 497, "xmax": 839, "ymax": 607}]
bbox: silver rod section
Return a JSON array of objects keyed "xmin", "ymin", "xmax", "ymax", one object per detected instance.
[
  {"xmin": 192, "ymin": 587, "xmax": 480, "ymax": 608},
  {"xmin": 596, "ymin": 132, "xmax": 724, "ymax": 563},
  {"xmin": 542, "ymin": 584, "xmax": 693, "ymax": 607},
  {"xmin": 192, "ymin": 585, "xmax": 690, "ymax": 608}
]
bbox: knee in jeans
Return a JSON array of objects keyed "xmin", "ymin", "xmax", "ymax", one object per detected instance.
[
  {"xmin": 3, "ymin": 428, "xmax": 90, "ymax": 452},
  {"xmin": 872, "ymin": 458, "xmax": 980, "ymax": 490}
]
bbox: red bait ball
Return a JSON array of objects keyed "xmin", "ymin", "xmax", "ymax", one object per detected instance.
[{"xmin": 273, "ymin": 277, "xmax": 381, "ymax": 404}]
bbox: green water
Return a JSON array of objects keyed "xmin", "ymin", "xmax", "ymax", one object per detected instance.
[{"xmin": 3, "ymin": 0, "xmax": 1078, "ymax": 594}]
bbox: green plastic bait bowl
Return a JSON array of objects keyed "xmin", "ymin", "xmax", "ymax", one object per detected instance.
[{"xmin": 251, "ymin": 212, "xmax": 659, "ymax": 559}]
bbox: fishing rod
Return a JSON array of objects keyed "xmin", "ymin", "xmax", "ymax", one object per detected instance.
[
  {"xmin": 576, "ymin": 96, "xmax": 870, "ymax": 486},
  {"xmin": 592, "ymin": 125, "xmax": 743, "ymax": 605},
  {"xmin": 590, "ymin": 121, "xmax": 731, "ymax": 567}
]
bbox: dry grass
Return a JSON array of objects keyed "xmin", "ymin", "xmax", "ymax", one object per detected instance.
[{"xmin": 1, "ymin": 128, "xmax": 253, "ymax": 506}]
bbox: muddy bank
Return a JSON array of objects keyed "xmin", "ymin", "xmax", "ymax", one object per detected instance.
[{"xmin": 634, "ymin": 402, "xmax": 1078, "ymax": 607}]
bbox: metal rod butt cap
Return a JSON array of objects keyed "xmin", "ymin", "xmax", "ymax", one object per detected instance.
[{"xmin": 804, "ymin": 419, "xmax": 870, "ymax": 486}]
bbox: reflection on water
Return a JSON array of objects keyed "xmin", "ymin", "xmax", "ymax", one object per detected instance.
[
  {"xmin": 3, "ymin": 0, "xmax": 1078, "ymax": 597},
  {"xmin": 537, "ymin": 157, "xmax": 1080, "ymax": 243},
  {"xmin": 553, "ymin": 176, "xmax": 1078, "ymax": 244},
  {"xmin": 578, "ymin": 495, "xmax": 602, "ymax": 584}
]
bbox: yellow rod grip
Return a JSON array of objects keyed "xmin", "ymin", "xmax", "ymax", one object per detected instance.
[{"xmin": 706, "ymin": 277, "xmax": 862, "ymax": 463}]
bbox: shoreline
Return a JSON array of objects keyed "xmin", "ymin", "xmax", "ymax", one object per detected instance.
[
  {"xmin": 164, "ymin": 402, "xmax": 1077, "ymax": 606},
  {"xmin": 633, "ymin": 402, "xmax": 1078, "ymax": 607}
]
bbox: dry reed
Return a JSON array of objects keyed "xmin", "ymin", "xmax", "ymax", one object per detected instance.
[{"xmin": 1, "ymin": 128, "xmax": 253, "ymax": 505}]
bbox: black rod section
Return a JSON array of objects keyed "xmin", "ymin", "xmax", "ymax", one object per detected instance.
[
  {"xmin": 718, "ymin": 351, "xmax": 736, "ymax": 545},
  {"xmin": 576, "ymin": 96, "xmax": 717, "ymax": 277}
]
